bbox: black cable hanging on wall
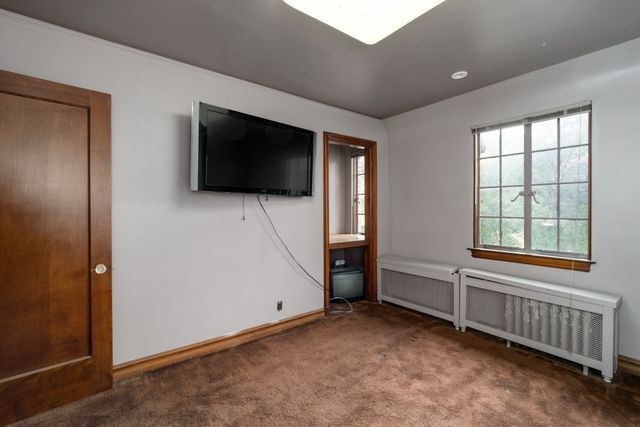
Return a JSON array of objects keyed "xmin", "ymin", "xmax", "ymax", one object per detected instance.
[{"xmin": 255, "ymin": 194, "xmax": 352, "ymax": 314}]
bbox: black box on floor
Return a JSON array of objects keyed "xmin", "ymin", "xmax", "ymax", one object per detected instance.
[{"xmin": 330, "ymin": 266, "xmax": 364, "ymax": 301}]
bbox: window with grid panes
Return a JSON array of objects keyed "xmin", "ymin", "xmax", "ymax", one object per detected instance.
[
  {"xmin": 353, "ymin": 154, "xmax": 366, "ymax": 234},
  {"xmin": 473, "ymin": 104, "xmax": 591, "ymax": 264}
]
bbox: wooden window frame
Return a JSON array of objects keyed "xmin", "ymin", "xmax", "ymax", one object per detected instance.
[
  {"xmin": 352, "ymin": 153, "xmax": 366, "ymax": 235},
  {"xmin": 472, "ymin": 106, "xmax": 594, "ymax": 272}
]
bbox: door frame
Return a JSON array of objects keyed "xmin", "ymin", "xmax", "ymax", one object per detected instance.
[
  {"xmin": 323, "ymin": 132, "xmax": 378, "ymax": 312},
  {"xmin": 0, "ymin": 69, "xmax": 112, "ymax": 424}
]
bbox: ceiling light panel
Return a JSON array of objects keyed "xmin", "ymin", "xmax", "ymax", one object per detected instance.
[{"xmin": 282, "ymin": 0, "xmax": 447, "ymax": 45}]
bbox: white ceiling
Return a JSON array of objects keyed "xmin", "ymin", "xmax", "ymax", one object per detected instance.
[{"xmin": 2, "ymin": 0, "xmax": 640, "ymax": 118}]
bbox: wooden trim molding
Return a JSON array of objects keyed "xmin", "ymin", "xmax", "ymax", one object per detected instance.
[
  {"xmin": 323, "ymin": 132, "xmax": 378, "ymax": 311},
  {"xmin": 323, "ymin": 132, "xmax": 376, "ymax": 148},
  {"xmin": 323, "ymin": 135, "xmax": 331, "ymax": 312},
  {"xmin": 113, "ymin": 309, "xmax": 324, "ymax": 380},
  {"xmin": 619, "ymin": 356, "xmax": 640, "ymax": 378},
  {"xmin": 469, "ymin": 248, "xmax": 594, "ymax": 272}
]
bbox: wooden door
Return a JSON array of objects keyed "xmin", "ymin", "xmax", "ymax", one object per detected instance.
[{"xmin": 0, "ymin": 70, "xmax": 112, "ymax": 424}]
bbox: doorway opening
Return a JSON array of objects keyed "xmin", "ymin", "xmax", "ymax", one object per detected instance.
[{"xmin": 323, "ymin": 132, "xmax": 378, "ymax": 313}]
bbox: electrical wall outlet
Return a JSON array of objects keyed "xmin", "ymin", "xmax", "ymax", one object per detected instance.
[{"xmin": 276, "ymin": 300, "xmax": 283, "ymax": 311}]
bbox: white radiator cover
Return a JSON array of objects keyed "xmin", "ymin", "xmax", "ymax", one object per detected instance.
[
  {"xmin": 378, "ymin": 255, "xmax": 460, "ymax": 329},
  {"xmin": 460, "ymin": 268, "xmax": 622, "ymax": 381}
]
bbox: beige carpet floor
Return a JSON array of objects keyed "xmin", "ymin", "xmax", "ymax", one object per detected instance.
[{"xmin": 14, "ymin": 303, "xmax": 640, "ymax": 426}]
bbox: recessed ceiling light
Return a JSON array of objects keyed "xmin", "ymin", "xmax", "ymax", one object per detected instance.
[
  {"xmin": 282, "ymin": 0, "xmax": 448, "ymax": 45},
  {"xmin": 451, "ymin": 71, "xmax": 468, "ymax": 80}
]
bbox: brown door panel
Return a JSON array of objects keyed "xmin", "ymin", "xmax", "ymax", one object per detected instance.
[{"xmin": 0, "ymin": 70, "xmax": 112, "ymax": 425}]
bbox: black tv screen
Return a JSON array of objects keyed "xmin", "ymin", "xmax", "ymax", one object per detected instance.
[{"xmin": 190, "ymin": 102, "xmax": 315, "ymax": 196}]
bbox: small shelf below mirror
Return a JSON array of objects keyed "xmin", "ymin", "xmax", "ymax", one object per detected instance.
[{"xmin": 329, "ymin": 233, "xmax": 368, "ymax": 250}]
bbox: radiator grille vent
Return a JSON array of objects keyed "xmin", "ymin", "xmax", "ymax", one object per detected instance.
[
  {"xmin": 467, "ymin": 285, "xmax": 603, "ymax": 362},
  {"xmin": 381, "ymin": 269, "xmax": 453, "ymax": 315}
]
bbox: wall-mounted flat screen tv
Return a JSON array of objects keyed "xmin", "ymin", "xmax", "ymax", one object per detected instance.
[{"xmin": 190, "ymin": 101, "xmax": 315, "ymax": 196}]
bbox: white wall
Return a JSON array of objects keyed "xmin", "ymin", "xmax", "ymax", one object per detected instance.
[
  {"xmin": 384, "ymin": 37, "xmax": 640, "ymax": 359},
  {"xmin": 0, "ymin": 11, "xmax": 389, "ymax": 365}
]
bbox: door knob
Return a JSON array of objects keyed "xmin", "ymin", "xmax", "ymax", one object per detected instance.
[{"xmin": 93, "ymin": 263, "xmax": 108, "ymax": 275}]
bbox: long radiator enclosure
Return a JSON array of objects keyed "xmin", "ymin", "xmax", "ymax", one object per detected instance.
[
  {"xmin": 460, "ymin": 268, "xmax": 621, "ymax": 382},
  {"xmin": 378, "ymin": 255, "xmax": 460, "ymax": 329}
]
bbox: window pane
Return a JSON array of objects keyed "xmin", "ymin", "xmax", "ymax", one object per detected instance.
[
  {"xmin": 560, "ymin": 113, "xmax": 589, "ymax": 147},
  {"xmin": 501, "ymin": 154, "xmax": 524, "ymax": 186},
  {"xmin": 479, "ymin": 157, "xmax": 500, "ymax": 187},
  {"xmin": 479, "ymin": 188, "xmax": 500, "ymax": 216},
  {"xmin": 357, "ymin": 174, "xmax": 365, "ymax": 193},
  {"xmin": 501, "ymin": 187, "xmax": 524, "ymax": 218},
  {"xmin": 501, "ymin": 125, "xmax": 524, "ymax": 155},
  {"xmin": 559, "ymin": 183, "xmax": 588, "ymax": 219},
  {"xmin": 357, "ymin": 214, "xmax": 365, "ymax": 234},
  {"xmin": 532, "ymin": 119, "xmax": 557, "ymax": 151},
  {"xmin": 501, "ymin": 219, "xmax": 524, "ymax": 248},
  {"xmin": 357, "ymin": 198, "xmax": 365, "ymax": 214},
  {"xmin": 531, "ymin": 185, "xmax": 557, "ymax": 218},
  {"xmin": 559, "ymin": 220, "xmax": 588, "ymax": 255},
  {"xmin": 560, "ymin": 146, "xmax": 588, "ymax": 183},
  {"xmin": 356, "ymin": 156, "xmax": 365, "ymax": 174},
  {"xmin": 532, "ymin": 219, "xmax": 558, "ymax": 252},
  {"xmin": 479, "ymin": 218, "xmax": 500, "ymax": 246},
  {"xmin": 532, "ymin": 150, "xmax": 557, "ymax": 184},
  {"xmin": 479, "ymin": 130, "xmax": 500, "ymax": 158},
  {"xmin": 474, "ymin": 110, "xmax": 591, "ymax": 257}
]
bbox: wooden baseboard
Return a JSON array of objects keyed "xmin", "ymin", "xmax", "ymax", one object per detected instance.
[
  {"xmin": 113, "ymin": 309, "xmax": 325, "ymax": 380},
  {"xmin": 619, "ymin": 356, "xmax": 640, "ymax": 377}
]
